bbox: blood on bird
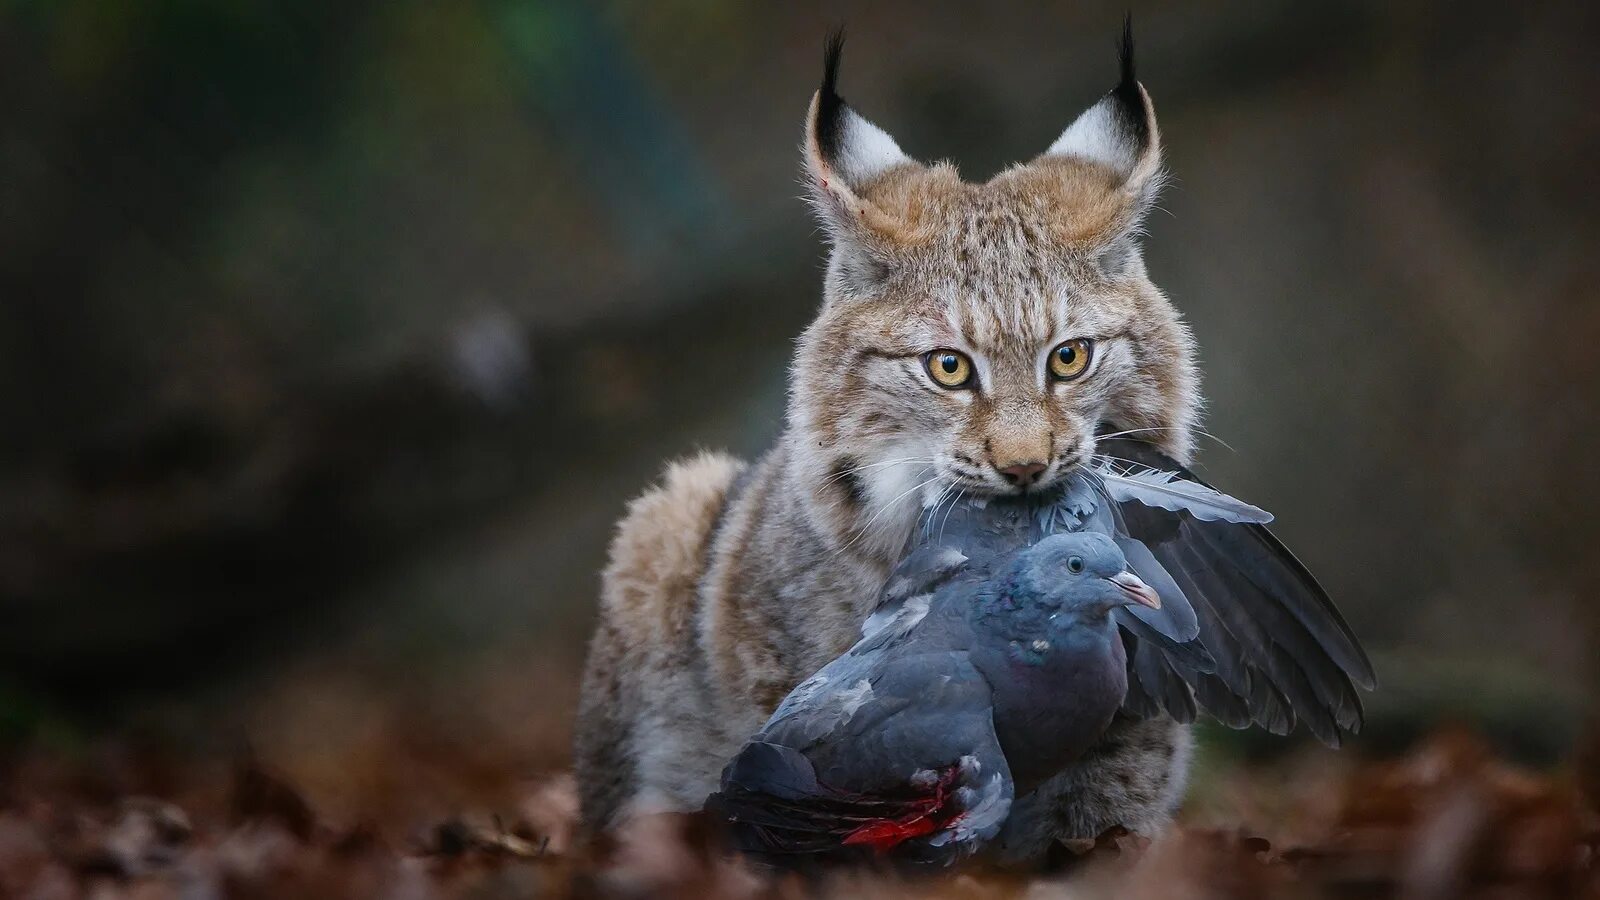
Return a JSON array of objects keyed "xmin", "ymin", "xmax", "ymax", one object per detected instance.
[
  {"xmin": 841, "ymin": 815, "xmax": 941, "ymax": 850},
  {"xmin": 840, "ymin": 765, "xmax": 963, "ymax": 853}
]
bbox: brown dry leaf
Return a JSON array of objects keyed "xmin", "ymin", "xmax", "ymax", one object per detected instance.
[
  {"xmin": 1066, "ymin": 827, "xmax": 1288, "ymax": 900},
  {"xmin": 231, "ymin": 758, "xmax": 317, "ymax": 842},
  {"xmin": 517, "ymin": 773, "xmax": 579, "ymax": 856},
  {"xmin": 0, "ymin": 812, "xmax": 57, "ymax": 897},
  {"xmin": 0, "ymin": 728, "xmax": 1593, "ymax": 899},
  {"xmin": 425, "ymin": 813, "xmax": 545, "ymax": 860}
]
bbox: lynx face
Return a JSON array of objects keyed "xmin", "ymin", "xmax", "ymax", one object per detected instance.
[{"xmin": 791, "ymin": 34, "xmax": 1198, "ymax": 555}]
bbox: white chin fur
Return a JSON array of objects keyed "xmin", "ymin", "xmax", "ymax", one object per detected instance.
[{"xmin": 854, "ymin": 456, "xmax": 940, "ymax": 557}]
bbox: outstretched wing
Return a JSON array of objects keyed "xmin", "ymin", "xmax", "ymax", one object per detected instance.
[{"xmin": 1098, "ymin": 435, "xmax": 1377, "ymax": 745}]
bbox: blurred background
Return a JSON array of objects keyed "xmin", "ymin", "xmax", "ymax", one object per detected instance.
[{"xmin": 1, "ymin": 0, "xmax": 1596, "ymax": 827}]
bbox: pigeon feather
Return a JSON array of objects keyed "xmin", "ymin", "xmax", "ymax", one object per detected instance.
[{"xmin": 1092, "ymin": 464, "xmax": 1273, "ymax": 524}]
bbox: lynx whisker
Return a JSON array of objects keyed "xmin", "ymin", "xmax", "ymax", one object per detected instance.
[
  {"xmin": 937, "ymin": 487, "xmax": 967, "ymax": 544},
  {"xmin": 919, "ymin": 482, "xmax": 956, "ymax": 537},
  {"xmin": 1090, "ymin": 453, "xmax": 1159, "ymax": 474},
  {"xmin": 1096, "ymin": 426, "xmax": 1235, "ymax": 452}
]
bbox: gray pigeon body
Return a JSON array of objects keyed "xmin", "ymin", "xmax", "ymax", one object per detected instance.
[
  {"xmin": 873, "ymin": 434, "xmax": 1377, "ymax": 745},
  {"xmin": 706, "ymin": 532, "xmax": 1161, "ymax": 865}
]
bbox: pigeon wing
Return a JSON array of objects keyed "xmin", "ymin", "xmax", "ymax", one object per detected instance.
[
  {"xmin": 862, "ymin": 544, "xmax": 971, "ymax": 638},
  {"xmin": 711, "ymin": 650, "xmax": 1012, "ymax": 865},
  {"xmin": 1098, "ymin": 435, "xmax": 1377, "ymax": 745}
]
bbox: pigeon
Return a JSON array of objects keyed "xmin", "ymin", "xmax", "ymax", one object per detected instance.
[
  {"xmin": 706, "ymin": 532, "xmax": 1162, "ymax": 866},
  {"xmin": 873, "ymin": 432, "xmax": 1378, "ymax": 746}
]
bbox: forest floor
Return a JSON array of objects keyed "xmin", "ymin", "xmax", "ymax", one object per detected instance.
[{"xmin": 0, "ymin": 724, "xmax": 1595, "ymax": 899}]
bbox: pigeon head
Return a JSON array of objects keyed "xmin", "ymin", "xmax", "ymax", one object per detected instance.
[
  {"xmin": 978, "ymin": 532, "xmax": 1158, "ymax": 629},
  {"xmin": 970, "ymin": 532, "xmax": 1158, "ymax": 665},
  {"xmin": 1020, "ymin": 532, "xmax": 1161, "ymax": 615}
]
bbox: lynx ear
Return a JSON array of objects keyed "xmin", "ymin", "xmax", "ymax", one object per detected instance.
[
  {"xmin": 803, "ymin": 32, "xmax": 919, "ymax": 262},
  {"xmin": 1042, "ymin": 19, "xmax": 1164, "ymax": 248},
  {"xmin": 1036, "ymin": 19, "xmax": 1164, "ymax": 267}
]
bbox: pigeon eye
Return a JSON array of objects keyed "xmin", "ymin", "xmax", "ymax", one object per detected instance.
[
  {"xmin": 1066, "ymin": 556, "xmax": 1084, "ymax": 574},
  {"xmin": 924, "ymin": 350, "xmax": 974, "ymax": 389},
  {"xmin": 1049, "ymin": 339, "xmax": 1094, "ymax": 381}
]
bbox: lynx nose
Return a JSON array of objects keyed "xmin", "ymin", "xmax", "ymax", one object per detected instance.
[{"xmin": 997, "ymin": 461, "xmax": 1047, "ymax": 487}]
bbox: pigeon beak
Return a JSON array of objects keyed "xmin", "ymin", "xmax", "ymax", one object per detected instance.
[{"xmin": 1107, "ymin": 570, "xmax": 1161, "ymax": 610}]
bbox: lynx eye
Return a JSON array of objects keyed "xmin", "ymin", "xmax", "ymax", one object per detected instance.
[
  {"xmin": 924, "ymin": 350, "xmax": 973, "ymax": 389},
  {"xmin": 1049, "ymin": 339, "xmax": 1094, "ymax": 381}
]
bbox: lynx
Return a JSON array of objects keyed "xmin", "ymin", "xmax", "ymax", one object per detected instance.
[{"xmin": 575, "ymin": 28, "xmax": 1200, "ymax": 860}]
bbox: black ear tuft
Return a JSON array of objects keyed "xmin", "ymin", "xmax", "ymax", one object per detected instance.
[
  {"xmin": 1118, "ymin": 14, "xmax": 1137, "ymax": 86},
  {"xmin": 1112, "ymin": 14, "xmax": 1148, "ymax": 145},
  {"xmin": 822, "ymin": 28, "xmax": 845, "ymax": 102},
  {"xmin": 817, "ymin": 29, "xmax": 847, "ymax": 164}
]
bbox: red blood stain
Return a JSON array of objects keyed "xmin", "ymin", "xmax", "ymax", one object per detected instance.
[{"xmin": 841, "ymin": 766, "xmax": 964, "ymax": 853}]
